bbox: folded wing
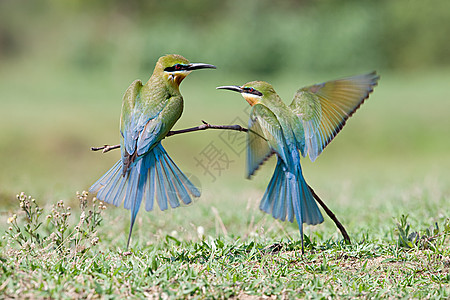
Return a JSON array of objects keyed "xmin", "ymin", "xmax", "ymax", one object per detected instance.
[{"xmin": 247, "ymin": 104, "xmax": 287, "ymax": 178}]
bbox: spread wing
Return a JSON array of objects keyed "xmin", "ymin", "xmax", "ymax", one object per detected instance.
[
  {"xmin": 247, "ymin": 104, "xmax": 287, "ymax": 178},
  {"xmin": 289, "ymin": 72, "xmax": 379, "ymax": 161}
]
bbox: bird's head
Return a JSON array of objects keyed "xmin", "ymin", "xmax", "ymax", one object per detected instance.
[
  {"xmin": 157, "ymin": 54, "xmax": 216, "ymax": 86},
  {"xmin": 216, "ymin": 81, "xmax": 275, "ymax": 106}
]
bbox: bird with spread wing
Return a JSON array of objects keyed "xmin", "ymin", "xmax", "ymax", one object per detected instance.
[{"xmin": 217, "ymin": 72, "xmax": 379, "ymax": 252}]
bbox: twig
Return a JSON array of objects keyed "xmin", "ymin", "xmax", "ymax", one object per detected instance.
[
  {"xmin": 91, "ymin": 144, "xmax": 121, "ymax": 153},
  {"xmin": 90, "ymin": 120, "xmax": 247, "ymax": 153},
  {"xmin": 90, "ymin": 120, "xmax": 351, "ymax": 244},
  {"xmin": 308, "ymin": 185, "xmax": 352, "ymax": 244},
  {"xmin": 166, "ymin": 120, "xmax": 248, "ymax": 137}
]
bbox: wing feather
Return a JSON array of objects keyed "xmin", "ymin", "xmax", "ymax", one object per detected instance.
[{"xmin": 290, "ymin": 72, "xmax": 379, "ymax": 161}]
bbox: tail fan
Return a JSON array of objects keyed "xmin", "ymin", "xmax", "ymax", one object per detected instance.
[
  {"xmin": 89, "ymin": 142, "xmax": 200, "ymax": 249},
  {"xmin": 259, "ymin": 158, "xmax": 323, "ymax": 252}
]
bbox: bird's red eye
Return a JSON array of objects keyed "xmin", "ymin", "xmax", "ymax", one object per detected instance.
[
  {"xmin": 249, "ymin": 88, "xmax": 254, "ymax": 93},
  {"xmin": 175, "ymin": 64, "xmax": 182, "ymax": 70}
]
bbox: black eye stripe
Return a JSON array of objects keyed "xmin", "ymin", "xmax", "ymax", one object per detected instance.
[
  {"xmin": 164, "ymin": 64, "xmax": 185, "ymax": 72},
  {"xmin": 243, "ymin": 87, "xmax": 262, "ymax": 96}
]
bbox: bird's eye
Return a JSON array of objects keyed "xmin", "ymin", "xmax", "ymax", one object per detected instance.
[
  {"xmin": 243, "ymin": 87, "xmax": 262, "ymax": 96},
  {"xmin": 174, "ymin": 64, "xmax": 182, "ymax": 70}
]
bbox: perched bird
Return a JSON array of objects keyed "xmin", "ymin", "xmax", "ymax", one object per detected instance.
[
  {"xmin": 90, "ymin": 54, "xmax": 216, "ymax": 248},
  {"xmin": 217, "ymin": 72, "xmax": 379, "ymax": 252}
]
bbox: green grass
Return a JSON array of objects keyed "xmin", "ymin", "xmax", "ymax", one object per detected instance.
[
  {"xmin": 1, "ymin": 189, "xmax": 449, "ymax": 298},
  {"xmin": 1, "ymin": 61, "xmax": 450, "ymax": 297}
]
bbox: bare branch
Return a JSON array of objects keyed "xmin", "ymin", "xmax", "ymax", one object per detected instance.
[
  {"xmin": 90, "ymin": 120, "xmax": 351, "ymax": 243},
  {"xmin": 308, "ymin": 185, "xmax": 352, "ymax": 244},
  {"xmin": 91, "ymin": 121, "xmax": 247, "ymax": 153},
  {"xmin": 91, "ymin": 144, "xmax": 121, "ymax": 153},
  {"xmin": 166, "ymin": 120, "xmax": 248, "ymax": 137}
]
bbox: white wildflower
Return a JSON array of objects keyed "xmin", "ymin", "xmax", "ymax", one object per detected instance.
[
  {"xmin": 91, "ymin": 237, "xmax": 99, "ymax": 245},
  {"xmin": 7, "ymin": 214, "xmax": 17, "ymax": 224}
]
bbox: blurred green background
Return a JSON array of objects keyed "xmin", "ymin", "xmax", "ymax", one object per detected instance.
[{"xmin": 0, "ymin": 0, "xmax": 449, "ymax": 226}]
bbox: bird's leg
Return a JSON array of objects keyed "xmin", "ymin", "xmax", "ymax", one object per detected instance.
[
  {"xmin": 126, "ymin": 226, "xmax": 133, "ymax": 250},
  {"xmin": 301, "ymin": 224, "xmax": 305, "ymax": 255}
]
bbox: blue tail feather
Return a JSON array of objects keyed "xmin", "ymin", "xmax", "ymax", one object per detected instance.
[
  {"xmin": 258, "ymin": 157, "xmax": 324, "ymax": 252},
  {"xmin": 96, "ymin": 164, "xmax": 121, "ymax": 203},
  {"xmin": 272, "ymin": 168, "xmax": 285, "ymax": 221},
  {"xmin": 259, "ymin": 168, "xmax": 278, "ymax": 213},
  {"xmin": 161, "ymin": 154, "xmax": 191, "ymax": 205},
  {"xmin": 289, "ymin": 174, "xmax": 304, "ymax": 250},
  {"xmin": 299, "ymin": 178, "xmax": 323, "ymax": 225},
  {"xmin": 276, "ymin": 175, "xmax": 287, "ymax": 221},
  {"xmin": 89, "ymin": 142, "xmax": 200, "ymax": 249},
  {"xmin": 144, "ymin": 154, "xmax": 156, "ymax": 211},
  {"xmin": 155, "ymin": 158, "xmax": 169, "ymax": 211},
  {"xmin": 163, "ymin": 151, "xmax": 201, "ymax": 198},
  {"xmin": 126, "ymin": 164, "xmax": 148, "ymax": 249},
  {"xmin": 123, "ymin": 159, "xmax": 141, "ymax": 210},
  {"xmin": 158, "ymin": 148, "xmax": 184, "ymax": 208},
  {"xmin": 111, "ymin": 178, "xmax": 127, "ymax": 207},
  {"xmin": 286, "ymin": 185, "xmax": 294, "ymax": 223},
  {"xmin": 91, "ymin": 160, "xmax": 121, "ymax": 199},
  {"xmin": 269, "ymin": 172, "xmax": 280, "ymax": 214},
  {"xmin": 159, "ymin": 155, "xmax": 180, "ymax": 209}
]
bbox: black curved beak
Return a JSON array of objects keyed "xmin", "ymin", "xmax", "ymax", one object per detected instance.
[
  {"xmin": 186, "ymin": 63, "xmax": 217, "ymax": 71},
  {"xmin": 216, "ymin": 85, "xmax": 244, "ymax": 93}
]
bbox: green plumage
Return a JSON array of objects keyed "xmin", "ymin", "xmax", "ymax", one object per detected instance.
[
  {"xmin": 217, "ymin": 72, "xmax": 379, "ymax": 252},
  {"xmin": 90, "ymin": 54, "xmax": 216, "ymax": 249}
]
